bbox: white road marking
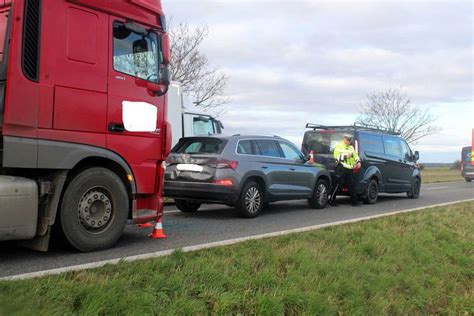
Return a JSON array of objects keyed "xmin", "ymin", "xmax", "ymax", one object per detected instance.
[
  {"xmin": 2, "ymin": 198, "xmax": 473, "ymax": 281},
  {"xmin": 424, "ymin": 186, "xmax": 450, "ymax": 190}
]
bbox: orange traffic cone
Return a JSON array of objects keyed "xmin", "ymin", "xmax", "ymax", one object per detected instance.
[
  {"xmin": 309, "ymin": 150, "xmax": 315, "ymax": 164},
  {"xmin": 149, "ymin": 218, "xmax": 167, "ymax": 239},
  {"xmin": 137, "ymin": 222, "xmax": 153, "ymax": 228}
]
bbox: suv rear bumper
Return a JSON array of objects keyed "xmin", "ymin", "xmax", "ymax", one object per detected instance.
[{"xmin": 164, "ymin": 180, "xmax": 239, "ymax": 204}]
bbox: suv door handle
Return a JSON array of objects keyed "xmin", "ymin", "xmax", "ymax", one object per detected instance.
[
  {"xmin": 108, "ymin": 123, "xmax": 125, "ymax": 133},
  {"xmin": 261, "ymin": 166, "xmax": 268, "ymax": 169},
  {"xmin": 289, "ymin": 167, "xmax": 296, "ymax": 171}
]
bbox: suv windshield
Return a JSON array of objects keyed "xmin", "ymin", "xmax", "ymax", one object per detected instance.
[
  {"xmin": 172, "ymin": 138, "xmax": 227, "ymax": 155},
  {"xmin": 303, "ymin": 131, "xmax": 350, "ymax": 154},
  {"xmin": 113, "ymin": 22, "xmax": 159, "ymax": 82}
]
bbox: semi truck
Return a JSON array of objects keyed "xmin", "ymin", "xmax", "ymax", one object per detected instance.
[
  {"xmin": 0, "ymin": 0, "xmax": 171, "ymax": 251},
  {"xmin": 167, "ymin": 82, "xmax": 224, "ymax": 148}
]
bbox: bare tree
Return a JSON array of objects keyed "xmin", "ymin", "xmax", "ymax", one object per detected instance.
[
  {"xmin": 356, "ymin": 88, "xmax": 441, "ymax": 143},
  {"xmin": 169, "ymin": 22, "xmax": 230, "ymax": 111}
]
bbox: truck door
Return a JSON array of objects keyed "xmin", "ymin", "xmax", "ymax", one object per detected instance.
[{"xmin": 107, "ymin": 18, "xmax": 165, "ymax": 194}]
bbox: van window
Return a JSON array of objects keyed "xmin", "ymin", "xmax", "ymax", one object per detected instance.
[
  {"xmin": 237, "ymin": 140, "xmax": 254, "ymax": 155},
  {"xmin": 255, "ymin": 140, "xmax": 282, "ymax": 158},
  {"xmin": 113, "ymin": 22, "xmax": 159, "ymax": 82},
  {"xmin": 383, "ymin": 137, "xmax": 402, "ymax": 158},
  {"xmin": 400, "ymin": 141, "xmax": 412, "ymax": 160},
  {"xmin": 303, "ymin": 131, "xmax": 349, "ymax": 154},
  {"xmin": 173, "ymin": 138, "xmax": 226, "ymax": 154},
  {"xmin": 279, "ymin": 142, "xmax": 303, "ymax": 160},
  {"xmin": 359, "ymin": 134, "xmax": 384, "ymax": 155}
]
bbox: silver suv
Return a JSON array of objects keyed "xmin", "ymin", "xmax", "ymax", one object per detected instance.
[{"xmin": 164, "ymin": 135, "xmax": 331, "ymax": 218}]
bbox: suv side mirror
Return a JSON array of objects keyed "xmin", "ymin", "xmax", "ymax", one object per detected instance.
[
  {"xmin": 303, "ymin": 154, "xmax": 311, "ymax": 162},
  {"xmin": 414, "ymin": 151, "xmax": 420, "ymax": 161}
]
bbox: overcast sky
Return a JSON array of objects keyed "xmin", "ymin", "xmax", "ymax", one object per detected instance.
[{"xmin": 163, "ymin": 0, "xmax": 473, "ymax": 163}]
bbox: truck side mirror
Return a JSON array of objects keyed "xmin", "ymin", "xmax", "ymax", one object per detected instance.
[
  {"xmin": 133, "ymin": 39, "xmax": 148, "ymax": 54},
  {"xmin": 161, "ymin": 33, "xmax": 170, "ymax": 65},
  {"xmin": 414, "ymin": 151, "xmax": 419, "ymax": 161},
  {"xmin": 147, "ymin": 67, "xmax": 170, "ymax": 96}
]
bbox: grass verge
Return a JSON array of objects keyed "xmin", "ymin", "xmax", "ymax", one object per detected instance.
[
  {"xmin": 1, "ymin": 202, "xmax": 473, "ymax": 315},
  {"xmin": 422, "ymin": 168, "xmax": 464, "ymax": 184}
]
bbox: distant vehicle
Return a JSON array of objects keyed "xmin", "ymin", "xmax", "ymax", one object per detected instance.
[
  {"xmin": 164, "ymin": 135, "xmax": 331, "ymax": 218},
  {"xmin": 461, "ymin": 146, "xmax": 473, "ymax": 182},
  {"xmin": 302, "ymin": 124, "xmax": 421, "ymax": 204},
  {"xmin": 167, "ymin": 82, "xmax": 224, "ymax": 147}
]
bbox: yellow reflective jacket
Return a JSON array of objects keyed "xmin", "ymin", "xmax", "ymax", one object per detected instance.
[{"xmin": 333, "ymin": 141, "xmax": 360, "ymax": 170}]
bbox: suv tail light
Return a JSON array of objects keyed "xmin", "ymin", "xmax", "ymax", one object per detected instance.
[
  {"xmin": 461, "ymin": 161, "xmax": 464, "ymax": 171},
  {"xmin": 217, "ymin": 160, "xmax": 238, "ymax": 170}
]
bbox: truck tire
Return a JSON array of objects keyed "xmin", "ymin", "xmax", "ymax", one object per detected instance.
[
  {"xmin": 175, "ymin": 199, "xmax": 201, "ymax": 213},
  {"xmin": 59, "ymin": 168, "xmax": 129, "ymax": 252},
  {"xmin": 407, "ymin": 178, "xmax": 421, "ymax": 199},
  {"xmin": 235, "ymin": 181, "xmax": 263, "ymax": 218},
  {"xmin": 364, "ymin": 178, "xmax": 378, "ymax": 205},
  {"xmin": 308, "ymin": 178, "xmax": 329, "ymax": 209}
]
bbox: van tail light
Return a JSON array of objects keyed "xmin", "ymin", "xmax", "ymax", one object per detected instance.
[
  {"xmin": 217, "ymin": 160, "xmax": 238, "ymax": 170},
  {"xmin": 461, "ymin": 161, "xmax": 464, "ymax": 171},
  {"xmin": 213, "ymin": 179, "xmax": 234, "ymax": 186}
]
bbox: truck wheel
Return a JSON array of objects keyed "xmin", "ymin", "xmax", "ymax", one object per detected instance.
[
  {"xmin": 308, "ymin": 178, "xmax": 329, "ymax": 209},
  {"xmin": 364, "ymin": 179, "xmax": 378, "ymax": 204},
  {"xmin": 60, "ymin": 168, "xmax": 129, "ymax": 252},
  {"xmin": 175, "ymin": 199, "xmax": 201, "ymax": 213},
  {"xmin": 236, "ymin": 181, "xmax": 263, "ymax": 218},
  {"xmin": 407, "ymin": 178, "xmax": 421, "ymax": 199}
]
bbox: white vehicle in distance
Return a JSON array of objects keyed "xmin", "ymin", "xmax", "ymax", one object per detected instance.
[{"xmin": 167, "ymin": 82, "xmax": 224, "ymax": 147}]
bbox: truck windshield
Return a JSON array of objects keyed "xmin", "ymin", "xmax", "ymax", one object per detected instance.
[
  {"xmin": 303, "ymin": 131, "xmax": 349, "ymax": 155},
  {"xmin": 113, "ymin": 22, "xmax": 159, "ymax": 83},
  {"xmin": 193, "ymin": 117, "xmax": 215, "ymax": 135}
]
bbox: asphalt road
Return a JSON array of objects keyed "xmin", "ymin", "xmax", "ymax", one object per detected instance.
[{"xmin": 1, "ymin": 181, "xmax": 473, "ymax": 278}]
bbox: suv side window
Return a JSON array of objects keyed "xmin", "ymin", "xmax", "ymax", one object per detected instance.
[
  {"xmin": 279, "ymin": 141, "xmax": 303, "ymax": 160},
  {"xmin": 383, "ymin": 137, "xmax": 402, "ymax": 158},
  {"xmin": 237, "ymin": 140, "xmax": 255, "ymax": 155},
  {"xmin": 255, "ymin": 140, "xmax": 282, "ymax": 158}
]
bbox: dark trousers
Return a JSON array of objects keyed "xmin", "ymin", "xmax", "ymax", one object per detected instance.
[{"xmin": 334, "ymin": 164, "xmax": 357, "ymax": 203}]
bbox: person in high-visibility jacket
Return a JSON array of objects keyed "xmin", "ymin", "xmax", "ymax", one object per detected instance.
[{"xmin": 330, "ymin": 133, "xmax": 362, "ymax": 206}]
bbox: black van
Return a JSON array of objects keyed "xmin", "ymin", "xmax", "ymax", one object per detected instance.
[
  {"xmin": 461, "ymin": 146, "xmax": 473, "ymax": 182},
  {"xmin": 302, "ymin": 124, "xmax": 421, "ymax": 204}
]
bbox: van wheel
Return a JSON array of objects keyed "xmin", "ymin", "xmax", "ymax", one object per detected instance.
[
  {"xmin": 60, "ymin": 168, "xmax": 129, "ymax": 252},
  {"xmin": 364, "ymin": 179, "xmax": 378, "ymax": 204},
  {"xmin": 407, "ymin": 178, "xmax": 421, "ymax": 199},
  {"xmin": 236, "ymin": 181, "xmax": 263, "ymax": 218},
  {"xmin": 175, "ymin": 199, "xmax": 201, "ymax": 212},
  {"xmin": 308, "ymin": 179, "xmax": 329, "ymax": 209},
  {"xmin": 466, "ymin": 178, "xmax": 472, "ymax": 183}
]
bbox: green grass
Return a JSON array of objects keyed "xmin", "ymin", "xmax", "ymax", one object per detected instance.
[
  {"xmin": 1, "ymin": 202, "xmax": 473, "ymax": 315},
  {"xmin": 422, "ymin": 167, "xmax": 464, "ymax": 184}
]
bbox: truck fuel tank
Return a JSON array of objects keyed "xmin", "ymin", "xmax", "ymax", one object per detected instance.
[{"xmin": 0, "ymin": 176, "xmax": 38, "ymax": 241}]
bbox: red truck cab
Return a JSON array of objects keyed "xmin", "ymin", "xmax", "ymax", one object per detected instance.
[{"xmin": 0, "ymin": 0, "xmax": 171, "ymax": 251}]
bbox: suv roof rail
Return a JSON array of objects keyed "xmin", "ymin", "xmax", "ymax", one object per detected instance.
[
  {"xmin": 232, "ymin": 134, "xmax": 283, "ymax": 138},
  {"xmin": 305, "ymin": 123, "xmax": 401, "ymax": 136}
]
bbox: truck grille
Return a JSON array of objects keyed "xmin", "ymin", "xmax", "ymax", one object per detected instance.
[{"xmin": 22, "ymin": 0, "xmax": 41, "ymax": 81}]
